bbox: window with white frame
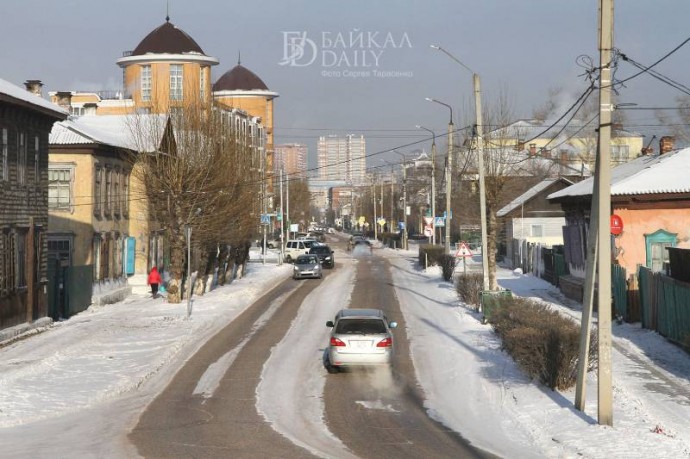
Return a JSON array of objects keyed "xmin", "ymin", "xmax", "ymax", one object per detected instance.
[
  {"xmin": 33, "ymin": 136, "xmax": 39, "ymax": 182},
  {"xmin": 48, "ymin": 168, "xmax": 72, "ymax": 210},
  {"xmin": 17, "ymin": 132, "xmax": 26, "ymax": 185},
  {"xmin": 611, "ymin": 144, "xmax": 630, "ymax": 163},
  {"xmin": 141, "ymin": 65, "xmax": 152, "ymax": 101},
  {"xmin": 1, "ymin": 128, "xmax": 8, "ymax": 181},
  {"xmin": 170, "ymin": 64, "xmax": 183, "ymax": 100},
  {"xmin": 70, "ymin": 106, "xmax": 85, "ymax": 117},
  {"xmin": 93, "ymin": 234, "xmax": 102, "ymax": 281}
]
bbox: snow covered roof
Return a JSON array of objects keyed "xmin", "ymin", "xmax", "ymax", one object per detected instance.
[
  {"xmin": 548, "ymin": 147, "xmax": 690, "ymax": 200},
  {"xmin": 497, "ymin": 178, "xmax": 572, "ymax": 217},
  {"xmin": 0, "ymin": 77, "xmax": 68, "ymax": 119},
  {"xmin": 488, "ymin": 118, "xmax": 642, "ymax": 141},
  {"xmin": 50, "ymin": 114, "xmax": 169, "ymax": 152}
]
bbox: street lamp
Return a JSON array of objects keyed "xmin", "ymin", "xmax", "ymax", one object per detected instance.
[
  {"xmin": 425, "ymin": 98, "xmax": 453, "ymax": 254},
  {"xmin": 393, "ymin": 150, "xmax": 409, "ymax": 250},
  {"xmin": 416, "ymin": 124, "xmax": 436, "ymax": 245},
  {"xmin": 431, "ymin": 44, "xmax": 489, "ymax": 290}
]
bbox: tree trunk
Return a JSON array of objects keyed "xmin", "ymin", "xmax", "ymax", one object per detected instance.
[
  {"xmin": 166, "ymin": 232, "xmax": 186, "ymax": 304},
  {"xmin": 193, "ymin": 249, "xmax": 210, "ymax": 295},
  {"xmin": 217, "ymin": 245, "xmax": 229, "ymax": 286}
]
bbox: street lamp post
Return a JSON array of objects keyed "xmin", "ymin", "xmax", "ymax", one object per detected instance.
[
  {"xmin": 425, "ymin": 98, "xmax": 453, "ymax": 254},
  {"xmin": 431, "ymin": 44, "xmax": 489, "ymax": 290},
  {"xmin": 416, "ymin": 125, "xmax": 436, "ymax": 245},
  {"xmin": 393, "ymin": 150, "xmax": 409, "ymax": 250}
]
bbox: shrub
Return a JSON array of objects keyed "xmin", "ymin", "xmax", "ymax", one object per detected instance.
[
  {"xmin": 488, "ymin": 296, "xmax": 598, "ymax": 390},
  {"xmin": 440, "ymin": 254, "xmax": 456, "ymax": 281},
  {"xmin": 455, "ymin": 273, "xmax": 483, "ymax": 309},
  {"xmin": 418, "ymin": 244, "xmax": 445, "ymax": 267}
]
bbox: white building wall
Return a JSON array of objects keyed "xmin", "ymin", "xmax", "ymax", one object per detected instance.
[{"xmin": 511, "ymin": 217, "xmax": 565, "ymax": 245}]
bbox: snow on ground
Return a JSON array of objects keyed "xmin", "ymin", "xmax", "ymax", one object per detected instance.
[
  {"xmin": 0, "ymin": 241, "xmax": 689, "ymax": 459},
  {"xmin": 0, "ymin": 263, "xmax": 291, "ymax": 457},
  {"xmin": 380, "ymin": 247, "xmax": 690, "ymax": 459}
]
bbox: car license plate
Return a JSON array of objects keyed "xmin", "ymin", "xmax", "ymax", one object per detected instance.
[{"xmin": 350, "ymin": 340, "xmax": 372, "ymax": 349}]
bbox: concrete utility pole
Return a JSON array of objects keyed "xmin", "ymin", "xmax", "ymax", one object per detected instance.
[
  {"xmin": 279, "ymin": 168, "xmax": 285, "ymax": 259},
  {"xmin": 394, "ymin": 150, "xmax": 409, "ymax": 250},
  {"xmin": 430, "ymin": 44, "xmax": 489, "ymax": 288},
  {"xmin": 474, "ymin": 74, "xmax": 489, "ymax": 291},
  {"xmin": 286, "ymin": 176, "xmax": 290, "ymax": 240},
  {"xmin": 373, "ymin": 180, "xmax": 378, "ymax": 240},
  {"xmin": 596, "ymin": 0, "xmax": 614, "ymax": 426},
  {"xmin": 426, "ymin": 98, "xmax": 453, "ymax": 253},
  {"xmin": 417, "ymin": 125, "xmax": 437, "ymax": 245}
]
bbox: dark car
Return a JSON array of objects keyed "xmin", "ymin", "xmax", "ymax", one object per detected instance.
[{"xmin": 309, "ymin": 244, "xmax": 335, "ymax": 268}]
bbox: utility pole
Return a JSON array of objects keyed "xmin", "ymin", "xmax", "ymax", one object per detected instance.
[
  {"xmin": 475, "ymin": 74, "xmax": 490, "ymax": 291},
  {"xmin": 390, "ymin": 167, "xmax": 395, "ymax": 235},
  {"xmin": 279, "ymin": 168, "xmax": 285, "ymax": 260},
  {"xmin": 445, "ymin": 120, "xmax": 453, "ymax": 253},
  {"xmin": 286, "ymin": 176, "xmax": 290, "ymax": 240},
  {"xmin": 373, "ymin": 180, "xmax": 378, "ymax": 240},
  {"xmin": 596, "ymin": 0, "xmax": 614, "ymax": 426},
  {"xmin": 402, "ymin": 162, "xmax": 408, "ymax": 250}
]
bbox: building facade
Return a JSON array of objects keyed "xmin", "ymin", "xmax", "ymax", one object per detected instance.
[
  {"xmin": 0, "ymin": 78, "xmax": 67, "ymax": 331},
  {"xmin": 317, "ymin": 134, "xmax": 366, "ymax": 185},
  {"xmin": 274, "ymin": 143, "xmax": 307, "ymax": 179}
]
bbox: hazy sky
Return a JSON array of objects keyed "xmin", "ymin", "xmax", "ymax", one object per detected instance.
[{"xmin": 2, "ymin": 0, "xmax": 690, "ymax": 171}]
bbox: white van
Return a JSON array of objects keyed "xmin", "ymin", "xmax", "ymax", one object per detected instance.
[{"xmin": 284, "ymin": 239, "xmax": 312, "ymax": 262}]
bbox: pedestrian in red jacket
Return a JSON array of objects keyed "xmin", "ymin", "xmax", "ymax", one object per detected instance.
[{"xmin": 147, "ymin": 267, "xmax": 163, "ymax": 298}]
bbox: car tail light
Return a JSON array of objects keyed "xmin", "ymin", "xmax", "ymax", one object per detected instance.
[
  {"xmin": 376, "ymin": 337, "xmax": 393, "ymax": 348},
  {"xmin": 330, "ymin": 337, "xmax": 346, "ymax": 347}
]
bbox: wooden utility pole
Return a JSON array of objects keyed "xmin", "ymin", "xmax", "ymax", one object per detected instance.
[{"xmin": 596, "ymin": 0, "xmax": 614, "ymax": 426}]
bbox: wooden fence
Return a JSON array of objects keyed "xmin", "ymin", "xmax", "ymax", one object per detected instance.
[{"xmin": 637, "ymin": 265, "xmax": 690, "ymax": 346}]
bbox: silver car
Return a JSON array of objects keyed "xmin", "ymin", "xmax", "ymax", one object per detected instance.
[
  {"xmin": 292, "ymin": 254, "xmax": 323, "ymax": 280},
  {"xmin": 324, "ymin": 309, "xmax": 398, "ymax": 373}
]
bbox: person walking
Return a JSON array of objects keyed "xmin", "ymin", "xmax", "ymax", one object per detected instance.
[{"xmin": 147, "ymin": 266, "xmax": 163, "ymax": 298}]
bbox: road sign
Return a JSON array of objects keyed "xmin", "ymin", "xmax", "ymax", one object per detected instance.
[
  {"xmin": 260, "ymin": 214, "xmax": 270, "ymax": 225},
  {"xmin": 423, "ymin": 216, "xmax": 434, "ymax": 225},
  {"xmin": 434, "ymin": 216, "xmax": 445, "ymax": 227},
  {"xmin": 455, "ymin": 241, "xmax": 473, "ymax": 258}
]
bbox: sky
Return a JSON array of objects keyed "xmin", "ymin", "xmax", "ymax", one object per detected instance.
[
  {"xmin": 0, "ymin": 241, "xmax": 689, "ymax": 458},
  {"xmin": 2, "ymin": 1, "xmax": 690, "ymax": 170}
]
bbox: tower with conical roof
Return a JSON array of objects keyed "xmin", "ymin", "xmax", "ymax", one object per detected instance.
[
  {"xmin": 214, "ymin": 56, "xmax": 279, "ymax": 193},
  {"xmin": 116, "ymin": 16, "xmax": 219, "ymax": 113}
]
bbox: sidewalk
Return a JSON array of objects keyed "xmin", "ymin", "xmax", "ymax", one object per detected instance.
[{"xmin": 0, "ymin": 263, "xmax": 291, "ymax": 457}]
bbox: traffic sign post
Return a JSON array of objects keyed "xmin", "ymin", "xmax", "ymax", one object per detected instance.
[{"xmin": 455, "ymin": 241, "xmax": 473, "ymax": 275}]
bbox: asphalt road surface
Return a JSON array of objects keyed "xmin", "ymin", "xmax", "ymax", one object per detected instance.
[{"xmin": 129, "ymin": 236, "xmax": 497, "ymax": 458}]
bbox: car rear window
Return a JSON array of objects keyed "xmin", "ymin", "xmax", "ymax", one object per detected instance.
[
  {"xmin": 335, "ymin": 318, "xmax": 387, "ymax": 334},
  {"xmin": 310, "ymin": 246, "xmax": 329, "ymax": 254}
]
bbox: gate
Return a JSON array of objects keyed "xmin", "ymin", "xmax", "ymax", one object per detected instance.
[{"xmin": 612, "ymin": 264, "xmax": 627, "ymax": 320}]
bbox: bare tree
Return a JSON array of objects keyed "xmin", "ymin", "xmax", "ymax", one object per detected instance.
[{"xmin": 128, "ymin": 102, "xmax": 259, "ymax": 303}]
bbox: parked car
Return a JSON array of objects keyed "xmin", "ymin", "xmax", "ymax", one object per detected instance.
[
  {"xmin": 324, "ymin": 309, "xmax": 398, "ymax": 373},
  {"xmin": 292, "ymin": 254, "xmax": 323, "ymax": 280},
  {"xmin": 309, "ymin": 244, "xmax": 335, "ymax": 268},
  {"xmin": 284, "ymin": 239, "xmax": 311, "ymax": 262}
]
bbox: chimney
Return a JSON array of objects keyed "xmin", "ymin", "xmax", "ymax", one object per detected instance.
[
  {"xmin": 55, "ymin": 91, "xmax": 73, "ymax": 110},
  {"xmin": 659, "ymin": 136, "xmax": 675, "ymax": 154},
  {"xmin": 24, "ymin": 80, "xmax": 43, "ymax": 96},
  {"xmin": 83, "ymin": 102, "xmax": 98, "ymax": 116},
  {"xmin": 516, "ymin": 138, "xmax": 525, "ymax": 151},
  {"xmin": 529, "ymin": 143, "xmax": 537, "ymax": 156}
]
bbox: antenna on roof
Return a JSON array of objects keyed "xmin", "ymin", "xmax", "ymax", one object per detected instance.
[
  {"xmin": 166, "ymin": 0, "xmax": 170, "ymax": 22},
  {"xmin": 238, "ymin": 50, "xmax": 241, "ymax": 65}
]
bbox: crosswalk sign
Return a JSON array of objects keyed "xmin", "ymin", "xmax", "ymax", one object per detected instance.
[{"xmin": 455, "ymin": 241, "xmax": 473, "ymax": 258}]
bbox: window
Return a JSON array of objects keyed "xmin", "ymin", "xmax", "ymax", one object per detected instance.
[
  {"xmin": 531, "ymin": 224, "xmax": 544, "ymax": 238},
  {"xmin": 16, "ymin": 230, "xmax": 26, "ymax": 288},
  {"xmin": 70, "ymin": 106, "xmax": 85, "ymax": 116},
  {"xmin": 104, "ymin": 167, "xmax": 112, "ymax": 216},
  {"xmin": 113, "ymin": 169, "xmax": 120, "ymax": 218},
  {"xmin": 34, "ymin": 136, "xmax": 39, "ymax": 182},
  {"xmin": 199, "ymin": 66, "xmax": 206, "ymax": 101},
  {"xmin": 94, "ymin": 166, "xmax": 102, "ymax": 216},
  {"xmin": 123, "ymin": 173, "xmax": 129, "ymax": 217},
  {"xmin": 1, "ymin": 229, "xmax": 15, "ymax": 294},
  {"xmin": 170, "ymin": 64, "xmax": 183, "ymax": 100},
  {"xmin": 93, "ymin": 234, "xmax": 102, "ymax": 280},
  {"xmin": 645, "ymin": 229, "xmax": 676, "ymax": 272},
  {"xmin": 48, "ymin": 168, "xmax": 72, "ymax": 209},
  {"xmin": 141, "ymin": 65, "xmax": 152, "ymax": 101},
  {"xmin": 611, "ymin": 144, "xmax": 630, "ymax": 163},
  {"xmin": 1, "ymin": 128, "xmax": 7, "ymax": 181},
  {"xmin": 17, "ymin": 132, "xmax": 26, "ymax": 185}
]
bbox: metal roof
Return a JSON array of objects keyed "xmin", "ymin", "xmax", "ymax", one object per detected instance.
[
  {"xmin": 0, "ymin": 77, "xmax": 68, "ymax": 118},
  {"xmin": 497, "ymin": 178, "xmax": 572, "ymax": 216},
  {"xmin": 548, "ymin": 147, "xmax": 690, "ymax": 200}
]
